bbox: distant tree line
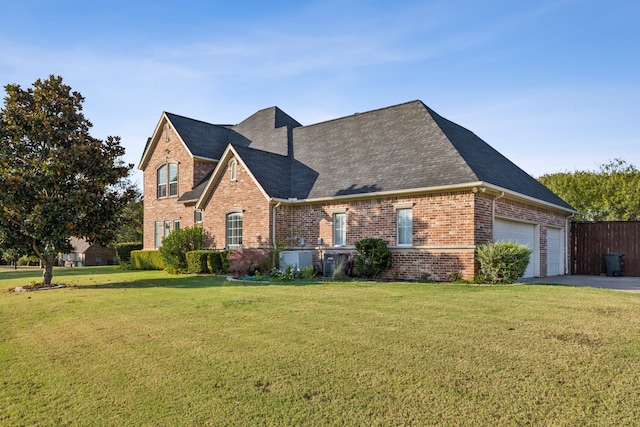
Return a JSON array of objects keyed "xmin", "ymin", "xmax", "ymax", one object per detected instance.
[{"xmin": 538, "ymin": 159, "xmax": 640, "ymax": 222}]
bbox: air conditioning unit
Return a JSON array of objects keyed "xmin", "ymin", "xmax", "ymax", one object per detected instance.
[
  {"xmin": 279, "ymin": 251, "xmax": 313, "ymax": 270},
  {"xmin": 323, "ymin": 253, "xmax": 350, "ymax": 277}
]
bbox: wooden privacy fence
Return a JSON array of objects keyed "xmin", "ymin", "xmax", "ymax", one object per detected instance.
[{"xmin": 571, "ymin": 221, "xmax": 640, "ymax": 276}]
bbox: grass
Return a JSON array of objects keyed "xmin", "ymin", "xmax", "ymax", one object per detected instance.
[{"xmin": 2, "ymin": 266, "xmax": 640, "ymax": 426}]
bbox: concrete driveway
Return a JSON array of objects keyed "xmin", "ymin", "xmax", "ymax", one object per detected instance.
[{"xmin": 521, "ymin": 275, "xmax": 640, "ymax": 293}]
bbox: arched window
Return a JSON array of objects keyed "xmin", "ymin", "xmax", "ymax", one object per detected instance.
[
  {"xmin": 157, "ymin": 163, "xmax": 178, "ymax": 198},
  {"xmin": 230, "ymin": 159, "xmax": 237, "ymax": 182}
]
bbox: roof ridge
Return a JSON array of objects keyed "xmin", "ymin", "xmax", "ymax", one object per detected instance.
[
  {"xmin": 298, "ymin": 99, "xmax": 425, "ymax": 129},
  {"xmin": 165, "ymin": 111, "xmax": 232, "ymax": 127}
]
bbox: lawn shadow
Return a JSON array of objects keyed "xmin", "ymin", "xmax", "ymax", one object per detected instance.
[{"xmin": 77, "ymin": 275, "xmax": 328, "ymax": 290}]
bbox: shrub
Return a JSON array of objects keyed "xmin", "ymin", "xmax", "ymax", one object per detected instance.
[
  {"xmin": 207, "ymin": 251, "xmax": 230, "ymax": 274},
  {"xmin": 115, "ymin": 242, "xmax": 143, "ymax": 263},
  {"xmin": 354, "ymin": 238, "xmax": 392, "ymax": 278},
  {"xmin": 476, "ymin": 241, "xmax": 532, "ymax": 283},
  {"xmin": 418, "ymin": 273, "xmax": 434, "ymax": 283},
  {"xmin": 130, "ymin": 250, "xmax": 166, "ymax": 270},
  {"xmin": 159, "ymin": 226, "xmax": 204, "ymax": 274},
  {"xmin": 186, "ymin": 250, "xmax": 213, "ymax": 274},
  {"xmin": 332, "ymin": 262, "xmax": 348, "ymax": 281},
  {"xmin": 228, "ymin": 248, "xmax": 268, "ymax": 277}
]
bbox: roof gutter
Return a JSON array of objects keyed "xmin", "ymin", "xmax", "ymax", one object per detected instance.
[{"xmin": 268, "ymin": 181, "xmax": 577, "ymax": 215}]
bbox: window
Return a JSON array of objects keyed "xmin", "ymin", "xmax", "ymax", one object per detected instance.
[
  {"xmin": 155, "ymin": 219, "xmax": 180, "ymax": 248},
  {"xmin": 157, "ymin": 164, "xmax": 178, "ymax": 198},
  {"xmin": 230, "ymin": 159, "xmax": 237, "ymax": 181},
  {"xmin": 157, "ymin": 167, "xmax": 167, "ymax": 198},
  {"xmin": 397, "ymin": 208, "xmax": 413, "ymax": 246},
  {"xmin": 168, "ymin": 164, "xmax": 178, "ymax": 196},
  {"xmin": 194, "ymin": 210, "xmax": 203, "ymax": 223},
  {"xmin": 333, "ymin": 213, "xmax": 346, "ymax": 246},
  {"xmin": 155, "ymin": 221, "xmax": 162, "ymax": 248},
  {"xmin": 226, "ymin": 212, "xmax": 243, "ymax": 249}
]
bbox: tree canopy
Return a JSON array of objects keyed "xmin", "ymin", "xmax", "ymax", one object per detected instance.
[
  {"xmin": 538, "ymin": 159, "xmax": 640, "ymax": 221},
  {"xmin": 0, "ymin": 75, "xmax": 136, "ymax": 284}
]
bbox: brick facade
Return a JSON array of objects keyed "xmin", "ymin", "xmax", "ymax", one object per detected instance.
[
  {"xmin": 270, "ymin": 190, "xmax": 567, "ymax": 281},
  {"xmin": 142, "ymin": 122, "xmax": 207, "ymax": 249},
  {"xmin": 200, "ymin": 156, "xmax": 272, "ymax": 250},
  {"xmin": 140, "ymin": 113, "xmax": 571, "ymax": 281}
]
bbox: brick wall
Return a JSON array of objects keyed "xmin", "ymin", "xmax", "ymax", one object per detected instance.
[
  {"xmin": 142, "ymin": 122, "xmax": 199, "ymax": 249},
  {"xmin": 200, "ymin": 156, "xmax": 272, "ymax": 250},
  {"xmin": 273, "ymin": 191, "xmax": 568, "ymax": 281}
]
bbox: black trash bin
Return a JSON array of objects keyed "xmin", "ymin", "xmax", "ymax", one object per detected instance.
[{"xmin": 603, "ymin": 253, "xmax": 624, "ymax": 277}]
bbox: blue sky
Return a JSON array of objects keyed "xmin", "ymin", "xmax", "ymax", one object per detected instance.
[{"xmin": 2, "ymin": 0, "xmax": 639, "ymax": 187}]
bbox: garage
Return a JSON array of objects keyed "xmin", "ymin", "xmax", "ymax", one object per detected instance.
[
  {"xmin": 547, "ymin": 227, "xmax": 564, "ymax": 276},
  {"xmin": 494, "ymin": 218, "xmax": 538, "ymax": 278}
]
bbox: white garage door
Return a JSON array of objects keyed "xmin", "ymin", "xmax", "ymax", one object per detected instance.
[
  {"xmin": 547, "ymin": 228, "xmax": 564, "ymax": 276},
  {"xmin": 494, "ymin": 219, "xmax": 536, "ymax": 278}
]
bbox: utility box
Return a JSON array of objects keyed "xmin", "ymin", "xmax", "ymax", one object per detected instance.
[
  {"xmin": 323, "ymin": 253, "xmax": 350, "ymax": 277},
  {"xmin": 279, "ymin": 251, "xmax": 313, "ymax": 270},
  {"xmin": 603, "ymin": 253, "xmax": 624, "ymax": 277}
]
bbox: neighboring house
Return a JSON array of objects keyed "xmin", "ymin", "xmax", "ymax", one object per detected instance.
[
  {"xmin": 139, "ymin": 100, "xmax": 575, "ymax": 280},
  {"xmin": 58, "ymin": 237, "xmax": 117, "ymax": 267}
]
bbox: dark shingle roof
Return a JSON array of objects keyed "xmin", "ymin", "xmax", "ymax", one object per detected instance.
[
  {"xmin": 232, "ymin": 145, "xmax": 294, "ymax": 199},
  {"xmin": 426, "ymin": 106, "xmax": 573, "ymax": 209},
  {"xmin": 165, "ymin": 112, "xmax": 232, "ymax": 160},
  {"xmin": 177, "ymin": 171, "xmax": 212, "ymax": 204},
  {"xmin": 167, "ymin": 101, "xmax": 572, "ymax": 211},
  {"xmin": 230, "ymin": 107, "xmax": 301, "ymax": 156}
]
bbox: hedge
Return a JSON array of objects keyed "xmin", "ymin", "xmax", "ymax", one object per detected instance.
[
  {"xmin": 115, "ymin": 242, "xmax": 143, "ymax": 263},
  {"xmin": 208, "ymin": 250, "xmax": 230, "ymax": 274},
  {"xmin": 186, "ymin": 250, "xmax": 213, "ymax": 274},
  {"xmin": 130, "ymin": 250, "xmax": 166, "ymax": 270}
]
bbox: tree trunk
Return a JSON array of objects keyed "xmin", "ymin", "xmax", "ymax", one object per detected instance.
[{"xmin": 41, "ymin": 255, "xmax": 55, "ymax": 286}]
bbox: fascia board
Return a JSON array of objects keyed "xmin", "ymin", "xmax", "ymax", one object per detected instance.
[
  {"xmin": 268, "ymin": 181, "xmax": 577, "ymax": 215},
  {"xmin": 195, "ymin": 145, "xmax": 270, "ymax": 210},
  {"xmin": 138, "ymin": 112, "xmax": 196, "ymax": 170}
]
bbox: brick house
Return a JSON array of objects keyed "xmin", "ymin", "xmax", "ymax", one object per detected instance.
[
  {"xmin": 58, "ymin": 237, "xmax": 117, "ymax": 267},
  {"xmin": 138, "ymin": 100, "xmax": 575, "ymax": 280}
]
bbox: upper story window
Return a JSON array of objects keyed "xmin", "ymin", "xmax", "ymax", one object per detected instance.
[
  {"xmin": 230, "ymin": 159, "xmax": 237, "ymax": 182},
  {"xmin": 157, "ymin": 163, "xmax": 178, "ymax": 198}
]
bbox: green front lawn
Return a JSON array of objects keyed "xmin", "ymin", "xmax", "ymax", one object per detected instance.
[{"xmin": 1, "ymin": 267, "xmax": 639, "ymax": 426}]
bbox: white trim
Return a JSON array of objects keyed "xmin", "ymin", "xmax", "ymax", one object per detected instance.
[
  {"xmin": 138, "ymin": 113, "xmax": 197, "ymax": 171},
  {"xmin": 224, "ymin": 207, "xmax": 245, "ymax": 214},
  {"xmin": 195, "ymin": 145, "xmax": 271, "ymax": 209},
  {"xmin": 268, "ymin": 181, "xmax": 576, "ymax": 215},
  {"xmin": 393, "ymin": 202, "xmax": 415, "ymax": 210}
]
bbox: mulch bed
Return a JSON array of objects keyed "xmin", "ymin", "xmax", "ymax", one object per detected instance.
[{"xmin": 13, "ymin": 284, "xmax": 67, "ymax": 292}]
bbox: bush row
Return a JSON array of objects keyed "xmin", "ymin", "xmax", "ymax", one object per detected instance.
[
  {"xmin": 130, "ymin": 250, "xmax": 165, "ymax": 270},
  {"xmin": 130, "ymin": 249, "xmax": 230, "ymax": 274},
  {"xmin": 186, "ymin": 250, "xmax": 230, "ymax": 274},
  {"xmin": 115, "ymin": 242, "xmax": 143, "ymax": 263}
]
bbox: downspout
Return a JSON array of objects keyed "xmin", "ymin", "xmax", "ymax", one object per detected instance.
[
  {"xmin": 272, "ymin": 201, "xmax": 282, "ymax": 270},
  {"xmin": 272, "ymin": 201, "xmax": 281, "ymax": 250}
]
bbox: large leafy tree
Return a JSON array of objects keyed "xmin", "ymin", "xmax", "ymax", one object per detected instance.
[
  {"xmin": 538, "ymin": 159, "xmax": 640, "ymax": 221},
  {"xmin": 0, "ymin": 75, "xmax": 136, "ymax": 285}
]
